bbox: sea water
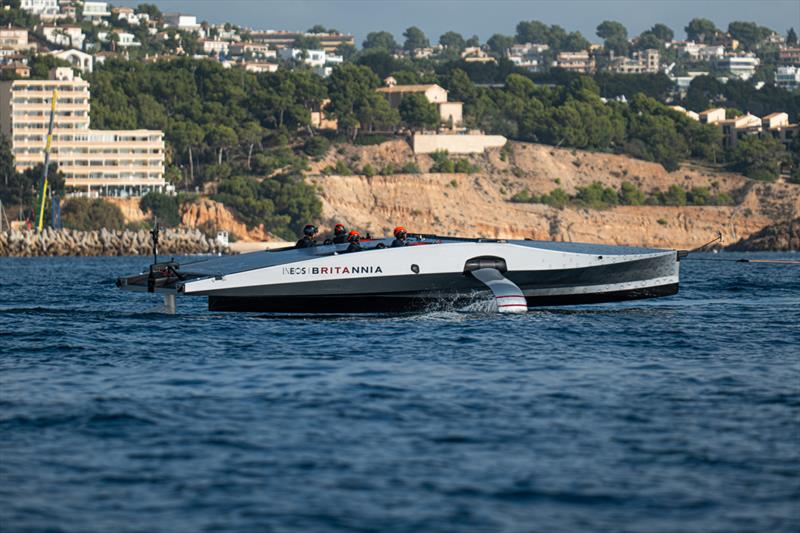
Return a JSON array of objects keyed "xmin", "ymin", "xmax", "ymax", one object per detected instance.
[{"xmin": 1, "ymin": 254, "xmax": 798, "ymax": 532}]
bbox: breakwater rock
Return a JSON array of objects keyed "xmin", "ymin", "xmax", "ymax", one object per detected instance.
[
  {"xmin": 725, "ymin": 218, "xmax": 800, "ymax": 252},
  {"xmin": 0, "ymin": 229, "xmax": 229, "ymax": 257}
]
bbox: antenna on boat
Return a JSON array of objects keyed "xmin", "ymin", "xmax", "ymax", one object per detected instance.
[
  {"xmin": 36, "ymin": 89, "xmax": 57, "ymax": 233},
  {"xmin": 687, "ymin": 231, "xmax": 723, "ymax": 254},
  {"xmin": 150, "ymin": 217, "xmax": 160, "ymax": 265}
]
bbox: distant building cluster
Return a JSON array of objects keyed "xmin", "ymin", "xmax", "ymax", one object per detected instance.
[{"xmin": 671, "ymin": 106, "xmax": 798, "ymax": 149}]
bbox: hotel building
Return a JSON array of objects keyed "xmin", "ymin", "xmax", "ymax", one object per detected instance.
[{"xmin": 0, "ymin": 68, "xmax": 165, "ymax": 197}]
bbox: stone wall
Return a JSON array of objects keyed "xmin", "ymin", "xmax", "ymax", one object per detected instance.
[
  {"xmin": 0, "ymin": 229, "xmax": 229, "ymax": 257},
  {"xmin": 412, "ymin": 133, "xmax": 507, "ymax": 154}
]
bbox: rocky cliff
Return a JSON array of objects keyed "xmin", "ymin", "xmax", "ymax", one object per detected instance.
[
  {"xmin": 308, "ymin": 141, "xmax": 800, "ymax": 250},
  {"xmin": 726, "ymin": 219, "xmax": 800, "ymax": 252}
]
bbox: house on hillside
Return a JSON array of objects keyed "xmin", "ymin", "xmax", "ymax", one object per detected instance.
[
  {"xmin": 609, "ymin": 49, "xmax": 660, "ymax": 74},
  {"xmin": 554, "ymin": 51, "xmax": 596, "ymax": 74},
  {"xmin": 40, "ymin": 25, "xmax": 85, "ymax": 50},
  {"xmin": 0, "ymin": 26, "xmax": 36, "ymax": 52},
  {"xmin": 82, "ymin": 1, "xmax": 110, "ymax": 22},
  {"xmin": 376, "ymin": 80, "xmax": 463, "ymax": 129}
]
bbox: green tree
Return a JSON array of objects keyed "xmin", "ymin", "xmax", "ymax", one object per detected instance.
[
  {"xmin": 362, "ymin": 31, "xmax": 398, "ymax": 51},
  {"xmin": 61, "ymin": 199, "xmax": 125, "ymax": 230},
  {"xmin": 788, "ymin": 28, "xmax": 798, "ymax": 46},
  {"xmin": 439, "ymin": 31, "xmax": 466, "ymax": 52},
  {"xmin": 206, "ymin": 125, "xmax": 238, "ymax": 164},
  {"xmin": 445, "ymin": 68, "xmax": 478, "ymax": 104},
  {"xmin": 0, "ymin": 134, "xmax": 15, "ymax": 203},
  {"xmin": 139, "ymin": 192, "xmax": 181, "ymax": 227},
  {"xmin": 597, "ymin": 20, "xmax": 629, "ymax": 55},
  {"xmin": 516, "ymin": 20, "xmax": 550, "ymax": 44},
  {"xmin": 650, "ymin": 23, "xmax": 674, "ymax": 42},
  {"xmin": 307, "ymin": 25, "xmax": 328, "ymax": 34},
  {"xmin": 399, "ymin": 93, "xmax": 439, "ymax": 131},
  {"xmin": 466, "ymin": 35, "xmax": 480, "ymax": 47},
  {"xmin": 562, "ymin": 32, "xmax": 590, "ymax": 52},
  {"xmin": 727, "ymin": 21, "xmax": 773, "ymax": 51},
  {"xmin": 135, "ymin": 3, "xmax": 162, "ymax": 19},
  {"xmin": 293, "ymin": 35, "xmax": 322, "ymax": 50},
  {"xmin": 729, "ymin": 136, "xmax": 789, "ymax": 181},
  {"xmin": 336, "ymin": 43, "xmax": 357, "ymax": 60},
  {"xmin": 403, "ymin": 26, "xmax": 429, "ymax": 51},
  {"xmin": 487, "ymin": 34, "xmax": 514, "ymax": 56},
  {"xmin": 326, "ymin": 64, "xmax": 396, "ymax": 139},
  {"xmin": 685, "ymin": 18, "xmax": 718, "ymax": 43}
]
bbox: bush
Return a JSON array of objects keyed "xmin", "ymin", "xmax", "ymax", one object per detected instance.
[
  {"xmin": 430, "ymin": 150, "xmax": 455, "ymax": 173},
  {"xmin": 454, "ymin": 159, "xmax": 478, "ymax": 174},
  {"xmin": 575, "ymin": 181, "xmax": 618, "ymax": 209},
  {"xmin": 539, "ymin": 188, "xmax": 569, "ymax": 209},
  {"xmin": 510, "ymin": 189, "xmax": 533, "ymax": 203},
  {"xmin": 62, "ymin": 199, "xmax": 125, "ymax": 231},
  {"xmin": 619, "ymin": 181, "xmax": 645, "ymax": 205},
  {"xmin": 662, "ymin": 184, "xmax": 687, "ymax": 206},
  {"xmin": 399, "ymin": 162, "xmax": 420, "ymax": 174},
  {"xmin": 139, "ymin": 192, "xmax": 181, "ymax": 227},
  {"xmin": 303, "ymin": 136, "xmax": 330, "ymax": 158},
  {"xmin": 353, "ymin": 134, "xmax": 393, "ymax": 146},
  {"xmin": 361, "ymin": 163, "xmax": 376, "ymax": 177}
]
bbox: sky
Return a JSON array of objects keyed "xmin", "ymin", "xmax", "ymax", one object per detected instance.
[{"xmin": 128, "ymin": 0, "xmax": 800, "ymax": 46}]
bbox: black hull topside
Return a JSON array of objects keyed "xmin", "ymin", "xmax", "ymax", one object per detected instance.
[
  {"xmin": 205, "ymin": 254, "xmax": 680, "ymax": 313},
  {"xmin": 208, "ymin": 282, "xmax": 679, "ymax": 313}
]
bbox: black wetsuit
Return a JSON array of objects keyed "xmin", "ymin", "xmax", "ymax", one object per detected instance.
[
  {"xmin": 295, "ymin": 236, "xmax": 316, "ymax": 248},
  {"xmin": 391, "ymin": 238, "xmax": 407, "ymax": 248},
  {"xmin": 345, "ymin": 241, "xmax": 362, "ymax": 253},
  {"xmin": 333, "ymin": 234, "xmax": 348, "ymax": 244}
]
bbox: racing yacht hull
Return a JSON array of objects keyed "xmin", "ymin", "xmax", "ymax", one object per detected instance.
[{"xmin": 117, "ymin": 237, "xmax": 681, "ymax": 313}]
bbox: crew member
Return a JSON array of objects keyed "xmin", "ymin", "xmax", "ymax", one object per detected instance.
[
  {"xmin": 345, "ymin": 231, "xmax": 362, "ymax": 253},
  {"xmin": 391, "ymin": 226, "xmax": 408, "ymax": 248},
  {"xmin": 332, "ymin": 223, "xmax": 348, "ymax": 244},
  {"xmin": 295, "ymin": 224, "xmax": 318, "ymax": 248}
]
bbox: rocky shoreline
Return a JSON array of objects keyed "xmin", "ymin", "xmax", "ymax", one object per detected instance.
[
  {"xmin": 0, "ymin": 229, "xmax": 229, "ymax": 257},
  {"xmin": 725, "ymin": 218, "xmax": 800, "ymax": 252}
]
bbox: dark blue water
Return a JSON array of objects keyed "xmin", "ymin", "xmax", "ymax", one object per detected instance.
[{"xmin": 1, "ymin": 254, "xmax": 799, "ymax": 532}]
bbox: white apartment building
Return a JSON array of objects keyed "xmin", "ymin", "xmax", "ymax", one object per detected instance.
[
  {"xmin": 164, "ymin": 13, "xmax": 200, "ymax": 32},
  {"xmin": 81, "ymin": 1, "xmax": 110, "ymax": 21},
  {"xmin": 228, "ymin": 42, "xmax": 275, "ymax": 58},
  {"xmin": 554, "ymin": 51, "xmax": 596, "ymax": 74},
  {"xmin": 716, "ymin": 54, "xmax": 760, "ymax": 80},
  {"xmin": 20, "ymin": 0, "xmax": 60, "ymax": 17},
  {"xmin": 243, "ymin": 62, "xmax": 279, "ymax": 74},
  {"xmin": 610, "ymin": 49, "xmax": 660, "ymax": 74},
  {"xmin": 775, "ymin": 66, "xmax": 800, "ymax": 91},
  {"xmin": 41, "ymin": 25, "xmax": 85, "ymax": 50},
  {"xmin": 278, "ymin": 47, "xmax": 327, "ymax": 68},
  {"xmin": 98, "ymin": 30, "xmax": 140, "ymax": 47},
  {"xmin": 202, "ymin": 40, "xmax": 229, "ymax": 55},
  {"xmin": 0, "ymin": 68, "xmax": 165, "ymax": 197}
]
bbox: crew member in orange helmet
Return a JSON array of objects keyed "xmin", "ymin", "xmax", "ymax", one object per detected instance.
[
  {"xmin": 391, "ymin": 226, "xmax": 408, "ymax": 248},
  {"xmin": 345, "ymin": 231, "xmax": 363, "ymax": 253}
]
